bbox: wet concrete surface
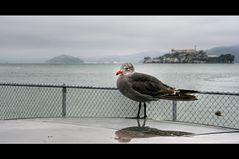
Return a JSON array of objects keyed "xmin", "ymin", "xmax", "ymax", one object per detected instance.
[{"xmin": 0, "ymin": 118, "xmax": 239, "ymax": 143}]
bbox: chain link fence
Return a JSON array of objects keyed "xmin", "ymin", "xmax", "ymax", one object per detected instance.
[{"xmin": 0, "ymin": 83, "xmax": 239, "ymax": 129}]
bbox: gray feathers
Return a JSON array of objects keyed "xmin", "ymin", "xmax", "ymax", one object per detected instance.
[{"xmin": 116, "ymin": 63, "xmax": 198, "ymax": 102}]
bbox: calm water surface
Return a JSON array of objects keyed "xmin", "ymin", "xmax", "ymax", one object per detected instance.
[{"xmin": 0, "ymin": 63, "xmax": 239, "ymax": 92}]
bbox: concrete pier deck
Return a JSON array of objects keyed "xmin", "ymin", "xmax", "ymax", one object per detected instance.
[{"xmin": 0, "ymin": 118, "xmax": 238, "ymax": 143}]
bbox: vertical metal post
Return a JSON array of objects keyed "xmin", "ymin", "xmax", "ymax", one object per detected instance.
[
  {"xmin": 62, "ymin": 83, "xmax": 67, "ymax": 117},
  {"xmin": 172, "ymin": 101, "xmax": 177, "ymax": 121}
]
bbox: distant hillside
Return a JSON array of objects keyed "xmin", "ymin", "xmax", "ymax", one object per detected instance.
[
  {"xmin": 84, "ymin": 50, "xmax": 166, "ymax": 63},
  {"xmin": 45, "ymin": 54, "xmax": 84, "ymax": 64},
  {"xmin": 206, "ymin": 45, "xmax": 239, "ymax": 63}
]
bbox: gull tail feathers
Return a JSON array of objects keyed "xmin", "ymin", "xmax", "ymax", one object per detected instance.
[
  {"xmin": 159, "ymin": 89, "xmax": 198, "ymax": 101},
  {"xmin": 176, "ymin": 89, "xmax": 199, "ymax": 94},
  {"xmin": 160, "ymin": 94, "xmax": 198, "ymax": 101}
]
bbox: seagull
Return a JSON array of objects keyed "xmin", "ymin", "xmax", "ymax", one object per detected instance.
[{"xmin": 116, "ymin": 63, "xmax": 198, "ymax": 119}]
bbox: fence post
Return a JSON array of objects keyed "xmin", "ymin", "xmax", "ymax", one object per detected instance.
[
  {"xmin": 62, "ymin": 83, "xmax": 67, "ymax": 117},
  {"xmin": 172, "ymin": 101, "xmax": 177, "ymax": 121}
]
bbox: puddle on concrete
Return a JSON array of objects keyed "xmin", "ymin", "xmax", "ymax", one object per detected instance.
[{"xmin": 115, "ymin": 119, "xmax": 193, "ymax": 143}]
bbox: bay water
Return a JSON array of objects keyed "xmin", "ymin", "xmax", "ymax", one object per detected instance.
[{"xmin": 0, "ymin": 63, "xmax": 239, "ymax": 92}]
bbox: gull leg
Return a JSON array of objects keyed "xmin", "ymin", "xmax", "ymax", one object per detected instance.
[
  {"xmin": 143, "ymin": 102, "xmax": 147, "ymax": 119},
  {"xmin": 136, "ymin": 102, "xmax": 142, "ymax": 118}
]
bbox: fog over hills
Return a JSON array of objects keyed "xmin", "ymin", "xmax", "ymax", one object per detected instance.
[
  {"xmin": 0, "ymin": 57, "xmax": 47, "ymax": 64},
  {"xmin": 83, "ymin": 50, "xmax": 165, "ymax": 64},
  {"xmin": 1, "ymin": 45, "xmax": 239, "ymax": 64},
  {"xmin": 206, "ymin": 45, "xmax": 239, "ymax": 63}
]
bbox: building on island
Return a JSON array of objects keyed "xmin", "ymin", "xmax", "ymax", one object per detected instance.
[{"xmin": 143, "ymin": 48, "xmax": 234, "ymax": 64}]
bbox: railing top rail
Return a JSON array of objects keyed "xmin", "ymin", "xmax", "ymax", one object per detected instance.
[
  {"xmin": 198, "ymin": 91, "xmax": 239, "ymax": 96},
  {"xmin": 0, "ymin": 83, "xmax": 117, "ymax": 90},
  {"xmin": 0, "ymin": 83, "xmax": 239, "ymax": 95}
]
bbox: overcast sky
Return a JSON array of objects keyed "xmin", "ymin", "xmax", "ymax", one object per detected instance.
[{"xmin": 0, "ymin": 16, "xmax": 239, "ymax": 59}]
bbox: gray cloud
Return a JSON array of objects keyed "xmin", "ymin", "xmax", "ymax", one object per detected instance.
[{"xmin": 1, "ymin": 16, "xmax": 239, "ymax": 59}]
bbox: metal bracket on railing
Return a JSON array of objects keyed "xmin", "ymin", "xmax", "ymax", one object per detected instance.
[{"xmin": 62, "ymin": 83, "xmax": 67, "ymax": 117}]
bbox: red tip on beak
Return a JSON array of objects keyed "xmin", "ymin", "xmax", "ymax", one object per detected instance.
[{"xmin": 116, "ymin": 70, "xmax": 123, "ymax": 75}]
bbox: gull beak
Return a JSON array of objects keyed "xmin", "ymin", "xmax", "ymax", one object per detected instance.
[{"xmin": 116, "ymin": 70, "xmax": 123, "ymax": 75}]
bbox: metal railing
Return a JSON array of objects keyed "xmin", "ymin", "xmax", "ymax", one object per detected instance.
[{"xmin": 0, "ymin": 83, "xmax": 239, "ymax": 129}]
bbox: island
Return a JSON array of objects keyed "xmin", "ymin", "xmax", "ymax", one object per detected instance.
[
  {"xmin": 45, "ymin": 54, "xmax": 84, "ymax": 64},
  {"xmin": 144, "ymin": 49, "xmax": 235, "ymax": 64}
]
